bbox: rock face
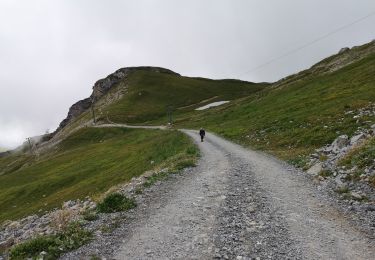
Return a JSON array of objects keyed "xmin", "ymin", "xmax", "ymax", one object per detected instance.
[
  {"xmin": 56, "ymin": 98, "xmax": 92, "ymax": 131},
  {"xmin": 56, "ymin": 66, "xmax": 180, "ymax": 132}
]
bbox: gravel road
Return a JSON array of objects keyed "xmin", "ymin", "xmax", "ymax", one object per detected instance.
[
  {"xmin": 63, "ymin": 129, "xmax": 375, "ymax": 259},
  {"xmin": 112, "ymin": 130, "xmax": 375, "ymax": 259}
]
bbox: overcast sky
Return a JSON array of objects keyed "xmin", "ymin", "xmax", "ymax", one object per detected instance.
[{"xmin": 1, "ymin": 0, "xmax": 375, "ymax": 148}]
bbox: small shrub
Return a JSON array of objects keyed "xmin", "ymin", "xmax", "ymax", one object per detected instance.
[
  {"xmin": 60, "ymin": 222, "xmax": 92, "ymax": 251},
  {"xmin": 100, "ymin": 220, "xmax": 121, "ymax": 234},
  {"xmin": 83, "ymin": 210, "xmax": 98, "ymax": 221},
  {"xmin": 135, "ymin": 187, "xmax": 143, "ymax": 194},
  {"xmin": 97, "ymin": 193, "xmax": 136, "ymax": 213},
  {"xmin": 175, "ymin": 159, "xmax": 196, "ymax": 170},
  {"xmin": 319, "ymin": 169, "xmax": 333, "ymax": 178},
  {"xmin": 344, "ymin": 171, "xmax": 362, "ymax": 182},
  {"xmin": 143, "ymin": 172, "xmax": 169, "ymax": 188},
  {"xmin": 9, "ymin": 222, "xmax": 91, "ymax": 259},
  {"xmin": 50, "ymin": 209, "xmax": 76, "ymax": 232},
  {"xmin": 287, "ymin": 156, "xmax": 308, "ymax": 168},
  {"xmin": 9, "ymin": 236, "xmax": 56, "ymax": 259}
]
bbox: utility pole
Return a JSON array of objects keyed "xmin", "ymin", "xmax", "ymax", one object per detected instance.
[
  {"xmin": 166, "ymin": 105, "xmax": 173, "ymax": 125},
  {"xmin": 91, "ymin": 97, "xmax": 96, "ymax": 124}
]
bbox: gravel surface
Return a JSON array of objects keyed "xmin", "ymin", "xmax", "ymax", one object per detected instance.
[{"xmin": 62, "ymin": 130, "xmax": 375, "ymax": 259}]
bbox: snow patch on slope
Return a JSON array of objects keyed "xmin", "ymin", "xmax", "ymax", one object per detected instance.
[{"xmin": 195, "ymin": 101, "xmax": 229, "ymax": 111}]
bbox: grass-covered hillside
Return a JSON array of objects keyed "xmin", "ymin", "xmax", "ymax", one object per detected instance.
[
  {"xmin": 176, "ymin": 45, "xmax": 375, "ymax": 161},
  {"xmin": 2, "ymin": 41, "xmax": 374, "ymax": 223},
  {"xmin": 0, "ymin": 67, "xmax": 263, "ymax": 223},
  {"xmin": 0, "ymin": 127, "xmax": 198, "ymax": 222},
  {"xmin": 52, "ymin": 68, "xmax": 268, "ymax": 142},
  {"xmin": 101, "ymin": 70, "xmax": 268, "ymax": 124}
]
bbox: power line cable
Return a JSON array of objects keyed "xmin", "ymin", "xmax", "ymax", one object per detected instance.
[{"xmin": 236, "ymin": 10, "xmax": 375, "ymax": 77}]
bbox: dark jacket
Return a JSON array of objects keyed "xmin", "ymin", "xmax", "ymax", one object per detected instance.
[{"xmin": 199, "ymin": 129, "xmax": 205, "ymax": 136}]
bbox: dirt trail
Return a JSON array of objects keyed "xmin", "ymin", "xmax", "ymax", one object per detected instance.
[
  {"xmin": 94, "ymin": 123, "xmax": 167, "ymax": 130},
  {"xmin": 112, "ymin": 130, "xmax": 375, "ymax": 259}
]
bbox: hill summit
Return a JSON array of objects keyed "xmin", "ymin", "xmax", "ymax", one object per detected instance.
[{"xmin": 57, "ymin": 67, "xmax": 180, "ymax": 131}]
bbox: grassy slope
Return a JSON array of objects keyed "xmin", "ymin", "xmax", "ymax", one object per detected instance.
[
  {"xmin": 0, "ymin": 127, "xmax": 198, "ymax": 222},
  {"xmin": 176, "ymin": 53, "xmax": 375, "ymax": 160},
  {"xmin": 3, "ymin": 46, "xmax": 373, "ymax": 223},
  {"xmin": 101, "ymin": 70, "xmax": 268, "ymax": 124},
  {"xmin": 0, "ymin": 69, "xmax": 263, "ymax": 223}
]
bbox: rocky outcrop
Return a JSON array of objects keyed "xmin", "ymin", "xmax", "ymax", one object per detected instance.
[
  {"xmin": 56, "ymin": 98, "xmax": 92, "ymax": 131},
  {"xmin": 310, "ymin": 40, "xmax": 375, "ymax": 74},
  {"xmin": 90, "ymin": 67, "xmax": 179, "ymax": 102},
  {"xmin": 56, "ymin": 67, "xmax": 179, "ymax": 132},
  {"xmin": 0, "ymin": 198, "xmax": 96, "ymax": 251},
  {"xmin": 305, "ymin": 103, "xmax": 375, "ymax": 204}
]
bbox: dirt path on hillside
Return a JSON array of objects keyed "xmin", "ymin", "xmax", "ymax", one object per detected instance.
[
  {"xmin": 63, "ymin": 128, "xmax": 375, "ymax": 259},
  {"xmin": 94, "ymin": 123, "xmax": 167, "ymax": 130}
]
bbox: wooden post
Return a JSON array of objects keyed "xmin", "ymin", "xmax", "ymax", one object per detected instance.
[{"xmin": 167, "ymin": 105, "xmax": 173, "ymax": 125}]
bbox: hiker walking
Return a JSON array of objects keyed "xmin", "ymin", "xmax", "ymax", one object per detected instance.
[{"xmin": 199, "ymin": 128, "xmax": 206, "ymax": 142}]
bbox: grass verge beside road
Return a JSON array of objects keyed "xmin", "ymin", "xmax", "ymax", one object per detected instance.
[{"xmin": 0, "ymin": 127, "xmax": 198, "ymax": 223}]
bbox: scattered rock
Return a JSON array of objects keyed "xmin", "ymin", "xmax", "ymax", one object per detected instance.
[
  {"xmin": 0, "ymin": 237, "xmax": 14, "ymax": 251},
  {"xmin": 331, "ymin": 135, "xmax": 349, "ymax": 153},
  {"xmin": 364, "ymin": 204, "xmax": 375, "ymax": 212},
  {"xmin": 301, "ymin": 107, "xmax": 375, "ymax": 224},
  {"xmin": 350, "ymin": 133, "xmax": 366, "ymax": 146},
  {"xmin": 350, "ymin": 192, "xmax": 363, "ymax": 200},
  {"xmin": 334, "ymin": 177, "xmax": 347, "ymax": 190},
  {"xmin": 307, "ymin": 163, "xmax": 322, "ymax": 176}
]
